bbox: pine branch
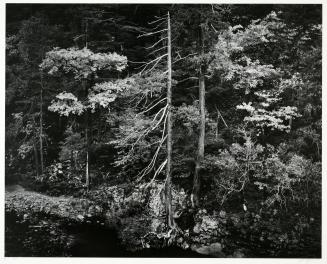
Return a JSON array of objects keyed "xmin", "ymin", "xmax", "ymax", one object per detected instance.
[
  {"xmin": 138, "ymin": 29, "xmax": 168, "ymax": 38},
  {"xmin": 148, "ymin": 46, "xmax": 168, "ymax": 56},
  {"xmin": 136, "ymin": 112, "xmax": 168, "ymax": 182},
  {"xmin": 140, "ymin": 54, "xmax": 168, "ymax": 74},
  {"xmin": 145, "ymin": 37, "xmax": 168, "ymax": 50},
  {"xmin": 138, "ymin": 97, "xmax": 167, "ymax": 115},
  {"xmin": 145, "ymin": 159, "xmax": 167, "ymax": 189},
  {"xmin": 148, "ymin": 16, "xmax": 167, "ymax": 25},
  {"xmin": 126, "ymin": 105, "xmax": 167, "ymax": 154},
  {"xmin": 136, "ymin": 133, "xmax": 167, "ymax": 182}
]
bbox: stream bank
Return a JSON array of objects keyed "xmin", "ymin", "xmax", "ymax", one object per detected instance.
[
  {"xmin": 5, "ymin": 211, "xmax": 205, "ymax": 257},
  {"xmin": 5, "ymin": 185, "xmax": 321, "ymax": 258}
]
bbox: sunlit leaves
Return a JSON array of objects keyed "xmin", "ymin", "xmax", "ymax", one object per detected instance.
[
  {"xmin": 209, "ymin": 11, "xmax": 283, "ymax": 91},
  {"xmin": 238, "ymin": 103, "xmax": 300, "ymax": 132},
  {"xmin": 40, "ymin": 47, "xmax": 128, "ymax": 79},
  {"xmin": 41, "ymin": 46, "xmax": 132, "ymax": 117},
  {"xmin": 88, "ymin": 78, "xmax": 136, "ymax": 110},
  {"xmin": 48, "ymin": 92, "xmax": 85, "ymax": 116},
  {"xmin": 236, "ymin": 74, "xmax": 303, "ymax": 133}
]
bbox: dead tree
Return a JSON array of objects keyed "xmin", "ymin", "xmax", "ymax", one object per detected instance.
[{"xmin": 134, "ymin": 12, "xmax": 180, "ymax": 228}]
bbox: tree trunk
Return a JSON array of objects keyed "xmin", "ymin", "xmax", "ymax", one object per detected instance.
[
  {"xmin": 84, "ymin": 21, "xmax": 90, "ymax": 190},
  {"xmin": 192, "ymin": 25, "xmax": 205, "ymax": 208},
  {"xmin": 216, "ymin": 112, "xmax": 219, "ymax": 140},
  {"xmin": 33, "ymin": 143, "xmax": 39, "ymax": 178},
  {"xmin": 83, "ymin": 79, "xmax": 90, "ymax": 190},
  {"xmin": 165, "ymin": 12, "xmax": 175, "ymax": 228},
  {"xmin": 39, "ymin": 75, "xmax": 44, "ymax": 175}
]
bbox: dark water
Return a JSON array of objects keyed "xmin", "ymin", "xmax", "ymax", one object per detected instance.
[
  {"xmin": 6, "ymin": 211, "xmax": 320, "ymax": 258},
  {"xmin": 5, "ymin": 212, "xmax": 205, "ymax": 257}
]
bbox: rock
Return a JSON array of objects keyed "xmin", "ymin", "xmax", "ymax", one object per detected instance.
[
  {"xmin": 77, "ymin": 214, "xmax": 84, "ymax": 221},
  {"xmin": 232, "ymin": 249, "xmax": 245, "ymax": 258},
  {"xmin": 194, "ymin": 242, "xmax": 223, "ymax": 257},
  {"xmin": 193, "ymin": 223, "xmax": 201, "ymax": 234},
  {"xmin": 6, "ymin": 189, "xmax": 103, "ymax": 222},
  {"xmin": 182, "ymin": 241, "xmax": 189, "ymax": 249},
  {"xmin": 177, "ymin": 237, "xmax": 183, "ymax": 244}
]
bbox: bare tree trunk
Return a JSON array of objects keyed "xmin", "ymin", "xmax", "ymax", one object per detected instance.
[
  {"xmin": 33, "ymin": 143, "xmax": 39, "ymax": 178},
  {"xmin": 192, "ymin": 25, "xmax": 205, "ymax": 208},
  {"xmin": 192, "ymin": 70, "xmax": 205, "ymax": 208},
  {"xmin": 83, "ymin": 79, "xmax": 90, "ymax": 190},
  {"xmin": 84, "ymin": 19, "xmax": 90, "ymax": 190},
  {"xmin": 165, "ymin": 12, "xmax": 175, "ymax": 228},
  {"xmin": 216, "ymin": 111, "xmax": 219, "ymax": 140},
  {"xmin": 39, "ymin": 74, "xmax": 44, "ymax": 175}
]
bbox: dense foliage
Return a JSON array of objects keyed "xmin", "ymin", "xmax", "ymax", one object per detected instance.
[{"xmin": 6, "ymin": 4, "xmax": 321, "ymax": 257}]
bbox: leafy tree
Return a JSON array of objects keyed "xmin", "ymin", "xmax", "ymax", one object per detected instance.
[{"xmin": 40, "ymin": 46, "xmax": 128, "ymax": 188}]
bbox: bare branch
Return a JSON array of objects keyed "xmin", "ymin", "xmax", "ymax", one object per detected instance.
[
  {"xmin": 215, "ymin": 105, "xmax": 228, "ymax": 128},
  {"xmin": 151, "ymin": 20, "xmax": 167, "ymax": 30},
  {"xmin": 136, "ymin": 133, "xmax": 167, "ymax": 182},
  {"xmin": 142, "ymin": 54, "xmax": 167, "ymax": 68},
  {"xmin": 128, "ymin": 93, "xmax": 146, "ymax": 108},
  {"xmin": 151, "ymin": 105, "xmax": 168, "ymax": 131},
  {"xmin": 145, "ymin": 37, "xmax": 168, "ymax": 50},
  {"xmin": 138, "ymin": 97, "xmax": 167, "ymax": 115},
  {"xmin": 138, "ymin": 29, "xmax": 168, "ymax": 38},
  {"xmin": 136, "ymin": 109, "xmax": 168, "ymax": 182},
  {"xmin": 145, "ymin": 159, "xmax": 167, "ymax": 189},
  {"xmin": 148, "ymin": 46, "xmax": 168, "ymax": 56},
  {"xmin": 127, "ymin": 105, "xmax": 167, "ymax": 154},
  {"xmin": 177, "ymin": 76, "xmax": 199, "ymax": 84},
  {"xmin": 140, "ymin": 54, "xmax": 167, "ymax": 74},
  {"xmin": 184, "ymin": 86, "xmax": 199, "ymax": 90},
  {"xmin": 148, "ymin": 16, "xmax": 167, "ymax": 25},
  {"xmin": 145, "ymin": 54, "xmax": 167, "ymax": 73},
  {"xmin": 172, "ymin": 53, "xmax": 197, "ymax": 64},
  {"xmin": 211, "ymin": 23, "xmax": 218, "ymax": 33}
]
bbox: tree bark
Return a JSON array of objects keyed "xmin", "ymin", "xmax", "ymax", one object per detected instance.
[
  {"xmin": 83, "ymin": 79, "xmax": 90, "ymax": 190},
  {"xmin": 39, "ymin": 74, "xmax": 44, "ymax": 175},
  {"xmin": 84, "ymin": 20, "xmax": 90, "ymax": 190},
  {"xmin": 192, "ymin": 25, "xmax": 205, "ymax": 208},
  {"xmin": 165, "ymin": 12, "xmax": 175, "ymax": 228},
  {"xmin": 33, "ymin": 143, "xmax": 39, "ymax": 178}
]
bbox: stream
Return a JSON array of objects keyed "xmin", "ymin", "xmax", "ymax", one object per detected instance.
[{"xmin": 5, "ymin": 211, "xmax": 205, "ymax": 257}]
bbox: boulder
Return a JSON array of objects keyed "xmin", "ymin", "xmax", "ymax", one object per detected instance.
[{"xmin": 192, "ymin": 242, "xmax": 224, "ymax": 257}]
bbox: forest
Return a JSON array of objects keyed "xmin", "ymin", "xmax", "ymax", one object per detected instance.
[{"xmin": 5, "ymin": 4, "xmax": 322, "ymax": 258}]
